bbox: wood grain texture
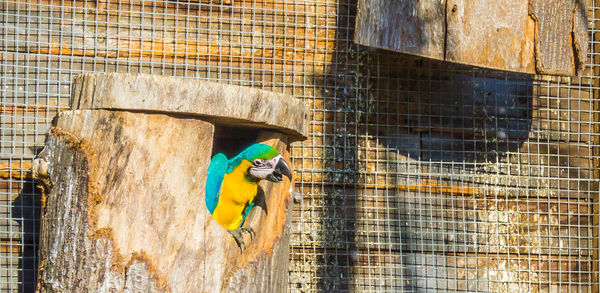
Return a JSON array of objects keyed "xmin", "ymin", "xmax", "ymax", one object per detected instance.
[
  {"xmin": 34, "ymin": 110, "xmax": 293, "ymax": 292},
  {"xmin": 573, "ymin": 0, "xmax": 590, "ymax": 74},
  {"xmin": 3, "ymin": 1, "xmax": 336, "ymax": 75},
  {"xmin": 295, "ymin": 187, "xmax": 593, "ymax": 256},
  {"xmin": 355, "ymin": 0, "xmax": 590, "ymax": 76},
  {"xmin": 355, "ymin": 0, "xmax": 445, "ymax": 59},
  {"xmin": 71, "ymin": 73, "xmax": 308, "ymax": 141},
  {"xmin": 0, "ymin": 162, "xmax": 32, "ymax": 180},
  {"xmin": 446, "ymin": 0, "xmax": 536, "ymax": 73},
  {"xmin": 529, "ymin": 0, "xmax": 577, "ymax": 75}
]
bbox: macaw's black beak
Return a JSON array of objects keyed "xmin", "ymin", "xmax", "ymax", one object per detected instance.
[{"xmin": 266, "ymin": 156, "xmax": 293, "ymax": 182}]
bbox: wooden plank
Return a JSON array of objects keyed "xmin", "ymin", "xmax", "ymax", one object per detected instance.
[
  {"xmin": 0, "ymin": 52, "xmax": 308, "ymax": 101},
  {"xmin": 364, "ymin": 168, "xmax": 597, "ymax": 201},
  {"xmin": 292, "ymin": 187, "xmax": 594, "ymax": 256},
  {"xmin": 13, "ymin": 0, "xmax": 333, "ymax": 15},
  {"xmin": 446, "ymin": 0, "xmax": 536, "ymax": 73},
  {"xmin": 0, "ymin": 162, "xmax": 32, "ymax": 180},
  {"xmin": 354, "ymin": 0, "xmax": 445, "ymax": 59},
  {"xmin": 0, "ymin": 117, "xmax": 47, "ymax": 157},
  {"xmin": 529, "ymin": 0, "xmax": 585, "ymax": 75},
  {"xmin": 0, "ymin": 240, "xmax": 21, "ymax": 254},
  {"xmin": 1, "ymin": 102, "xmax": 65, "ymax": 116},
  {"xmin": 366, "ymin": 72, "xmax": 596, "ymax": 144},
  {"xmin": 0, "ymin": 247, "xmax": 21, "ymax": 291},
  {"xmin": 292, "ymin": 130, "xmax": 598, "ymax": 199},
  {"xmin": 356, "ymin": 0, "xmax": 589, "ymax": 76},
  {"xmin": 288, "ymin": 249, "xmax": 594, "ymax": 292},
  {"xmin": 534, "ymin": 85, "xmax": 593, "ymax": 101},
  {"xmin": 2, "ymin": 1, "xmax": 337, "ymax": 74}
]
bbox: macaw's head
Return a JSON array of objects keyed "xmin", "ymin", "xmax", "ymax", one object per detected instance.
[{"xmin": 242, "ymin": 143, "xmax": 293, "ymax": 182}]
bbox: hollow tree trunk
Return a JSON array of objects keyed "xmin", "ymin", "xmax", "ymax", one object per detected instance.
[{"xmin": 33, "ymin": 73, "xmax": 305, "ymax": 292}]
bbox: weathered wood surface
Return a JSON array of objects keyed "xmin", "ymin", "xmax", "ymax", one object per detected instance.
[
  {"xmin": 365, "ymin": 252, "xmax": 590, "ymax": 292},
  {"xmin": 34, "ymin": 110, "xmax": 293, "ymax": 292},
  {"xmin": 354, "ymin": 0, "xmax": 445, "ymax": 60},
  {"xmin": 0, "ymin": 162, "xmax": 32, "ymax": 180},
  {"xmin": 288, "ymin": 249, "xmax": 592, "ymax": 292},
  {"xmin": 293, "ymin": 187, "xmax": 593, "ymax": 256},
  {"xmin": 446, "ymin": 0, "xmax": 536, "ymax": 73},
  {"xmin": 2, "ymin": 1, "xmax": 336, "ymax": 74},
  {"xmin": 530, "ymin": 0, "xmax": 588, "ymax": 75},
  {"xmin": 355, "ymin": 0, "xmax": 589, "ymax": 76},
  {"xmin": 72, "ymin": 73, "xmax": 308, "ymax": 141},
  {"xmin": 1, "ymin": 0, "xmax": 597, "ymax": 292}
]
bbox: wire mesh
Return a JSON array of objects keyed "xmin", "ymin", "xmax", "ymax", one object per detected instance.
[{"xmin": 0, "ymin": 0, "xmax": 598, "ymax": 292}]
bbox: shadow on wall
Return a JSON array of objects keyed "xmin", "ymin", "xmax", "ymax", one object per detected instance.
[
  {"xmin": 368, "ymin": 61, "xmax": 534, "ymax": 164},
  {"xmin": 11, "ymin": 180, "xmax": 41, "ymax": 293},
  {"xmin": 308, "ymin": 0, "xmax": 534, "ymax": 290},
  {"xmin": 364, "ymin": 53, "xmax": 535, "ymax": 291}
]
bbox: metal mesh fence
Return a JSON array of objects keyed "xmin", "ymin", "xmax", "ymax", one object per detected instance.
[{"xmin": 1, "ymin": 0, "xmax": 599, "ymax": 292}]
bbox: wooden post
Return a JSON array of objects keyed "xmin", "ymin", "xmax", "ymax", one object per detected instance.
[{"xmin": 32, "ymin": 73, "xmax": 308, "ymax": 292}]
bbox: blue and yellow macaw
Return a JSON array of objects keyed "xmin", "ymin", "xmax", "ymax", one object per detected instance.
[{"xmin": 205, "ymin": 143, "xmax": 292, "ymax": 249}]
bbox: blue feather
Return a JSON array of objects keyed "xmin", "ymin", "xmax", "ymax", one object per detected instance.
[{"xmin": 205, "ymin": 153, "xmax": 228, "ymax": 214}]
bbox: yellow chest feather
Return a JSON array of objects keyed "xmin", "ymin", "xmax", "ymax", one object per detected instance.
[{"xmin": 211, "ymin": 160, "xmax": 258, "ymax": 230}]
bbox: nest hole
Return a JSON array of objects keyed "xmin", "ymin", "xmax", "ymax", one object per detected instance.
[{"xmin": 211, "ymin": 125, "xmax": 260, "ymax": 158}]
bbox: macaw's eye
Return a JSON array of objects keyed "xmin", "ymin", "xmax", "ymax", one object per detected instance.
[{"xmin": 252, "ymin": 159, "xmax": 262, "ymax": 166}]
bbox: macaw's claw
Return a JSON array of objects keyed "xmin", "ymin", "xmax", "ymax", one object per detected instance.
[
  {"xmin": 228, "ymin": 227, "xmax": 255, "ymax": 250},
  {"xmin": 240, "ymin": 226, "xmax": 255, "ymax": 239}
]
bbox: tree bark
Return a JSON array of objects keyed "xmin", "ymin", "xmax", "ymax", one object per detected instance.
[{"xmin": 34, "ymin": 109, "xmax": 292, "ymax": 292}]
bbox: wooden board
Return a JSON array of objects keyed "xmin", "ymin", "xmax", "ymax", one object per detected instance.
[
  {"xmin": 354, "ymin": 0, "xmax": 445, "ymax": 59},
  {"xmin": 292, "ymin": 187, "xmax": 594, "ymax": 256},
  {"xmin": 355, "ymin": 0, "xmax": 589, "ymax": 76},
  {"xmin": 446, "ymin": 0, "xmax": 536, "ymax": 73},
  {"xmin": 288, "ymin": 249, "xmax": 593, "ymax": 292},
  {"xmin": 2, "ymin": 1, "xmax": 336, "ymax": 76}
]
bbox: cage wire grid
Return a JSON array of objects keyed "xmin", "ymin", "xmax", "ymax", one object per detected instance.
[{"xmin": 0, "ymin": 0, "xmax": 599, "ymax": 292}]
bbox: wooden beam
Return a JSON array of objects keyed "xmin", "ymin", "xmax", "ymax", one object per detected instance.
[
  {"xmin": 354, "ymin": 0, "xmax": 445, "ymax": 60},
  {"xmin": 4, "ymin": 0, "xmax": 336, "ymax": 74},
  {"xmin": 0, "ymin": 240, "xmax": 21, "ymax": 254},
  {"xmin": 288, "ymin": 249, "xmax": 594, "ymax": 291},
  {"xmin": 1, "ymin": 102, "xmax": 66, "ymax": 116},
  {"xmin": 0, "ymin": 162, "xmax": 32, "ymax": 180},
  {"xmin": 295, "ymin": 187, "xmax": 593, "ymax": 256}
]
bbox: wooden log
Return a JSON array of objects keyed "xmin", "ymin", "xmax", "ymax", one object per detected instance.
[
  {"xmin": 34, "ymin": 109, "xmax": 294, "ymax": 292},
  {"xmin": 32, "ymin": 72, "xmax": 304, "ymax": 291},
  {"xmin": 71, "ymin": 73, "xmax": 308, "ymax": 141}
]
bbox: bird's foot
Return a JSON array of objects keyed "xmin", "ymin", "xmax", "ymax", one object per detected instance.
[
  {"xmin": 240, "ymin": 226, "xmax": 255, "ymax": 238},
  {"xmin": 228, "ymin": 227, "xmax": 255, "ymax": 250}
]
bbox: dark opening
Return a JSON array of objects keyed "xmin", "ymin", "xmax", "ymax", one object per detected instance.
[{"xmin": 211, "ymin": 125, "xmax": 261, "ymax": 159}]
